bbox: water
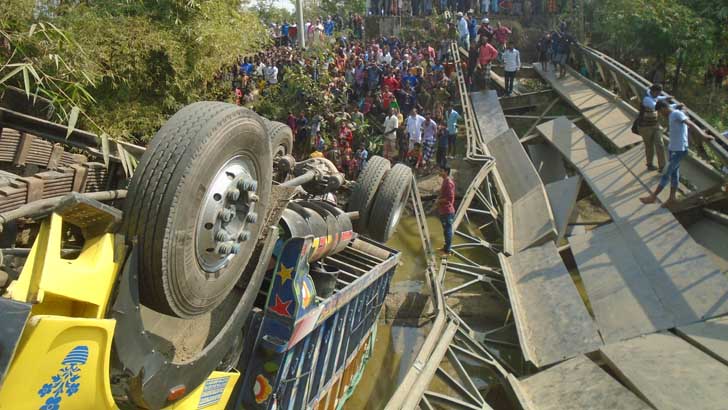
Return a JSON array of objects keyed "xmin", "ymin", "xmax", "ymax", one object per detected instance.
[
  {"xmin": 343, "ymin": 214, "xmax": 440, "ymax": 410},
  {"xmin": 344, "ymin": 213, "xmax": 519, "ymax": 409}
]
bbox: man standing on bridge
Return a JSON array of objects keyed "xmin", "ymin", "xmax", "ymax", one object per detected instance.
[
  {"xmin": 639, "ymin": 84, "xmax": 669, "ymax": 171},
  {"xmin": 477, "ymin": 38, "xmax": 499, "ymax": 90},
  {"xmin": 502, "ymin": 43, "xmax": 521, "ymax": 96},
  {"xmin": 437, "ymin": 166, "xmax": 456, "ymax": 256},
  {"xmin": 640, "ymin": 102, "xmax": 714, "ymax": 208}
]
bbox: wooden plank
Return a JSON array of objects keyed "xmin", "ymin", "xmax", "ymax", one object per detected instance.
[
  {"xmin": 545, "ymin": 176, "xmax": 581, "ymax": 241},
  {"xmin": 471, "ymin": 90, "xmax": 509, "ymax": 145},
  {"xmin": 582, "ymin": 103, "xmax": 642, "ymax": 149},
  {"xmin": 533, "ymin": 64, "xmax": 609, "ymax": 111},
  {"xmin": 527, "ymin": 143, "xmax": 568, "ymax": 185},
  {"xmin": 568, "ymin": 224, "xmax": 674, "ymax": 344},
  {"xmin": 510, "ymin": 356, "xmax": 651, "ymax": 410},
  {"xmin": 500, "ymin": 242, "xmax": 602, "ymax": 368},
  {"xmin": 676, "ymin": 316, "xmax": 728, "ymax": 365},
  {"xmin": 601, "ymin": 332, "xmax": 728, "ymax": 410}
]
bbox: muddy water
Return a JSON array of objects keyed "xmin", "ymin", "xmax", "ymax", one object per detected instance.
[
  {"xmin": 343, "ymin": 214, "xmax": 443, "ymax": 409},
  {"xmin": 344, "ymin": 212, "xmax": 516, "ymax": 409}
]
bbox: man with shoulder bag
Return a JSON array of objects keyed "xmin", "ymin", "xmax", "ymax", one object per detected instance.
[{"xmin": 636, "ymin": 84, "xmax": 669, "ymax": 171}]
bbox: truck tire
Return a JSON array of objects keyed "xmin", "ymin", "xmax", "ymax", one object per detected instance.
[
  {"xmin": 346, "ymin": 156, "xmax": 390, "ymax": 233},
  {"xmin": 124, "ymin": 102, "xmax": 272, "ymax": 318},
  {"xmin": 266, "ymin": 121, "xmax": 293, "ymax": 182},
  {"xmin": 368, "ymin": 164, "xmax": 413, "ymax": 242},
  {"xmin": 266, "ymin": 121, "xmax": 293, "ymax": 158}
]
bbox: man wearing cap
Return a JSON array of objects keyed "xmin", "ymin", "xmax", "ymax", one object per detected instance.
[
  {"xmin": 639, "ymin": 84, "xmax": 669, "ymax": 171},
  {"xmin": 477, "ymin": 18, "xmax": 493, "ymax": 44},
  {"xmin": 457, "ymin": 12, "xmax": 470, "ymax": 50}
]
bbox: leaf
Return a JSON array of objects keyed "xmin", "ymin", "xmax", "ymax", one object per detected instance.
[
  {"xmin": 22, "ymin": 66, "xmax": 30, "ymax": 97},
  {"xmin": 66, "ymin": 106, "xmax": 80, "ymax": 139},
  {"xmin": 29, "ymin": 24, "xmax": 37, "ymax": 37},
  {"xmin": 0, "ymin": 66, "xmax": 24, "ymax": 86},
  {"xmin": 100, "ymin": 133, "xmax": 110, "ymax": 167}
]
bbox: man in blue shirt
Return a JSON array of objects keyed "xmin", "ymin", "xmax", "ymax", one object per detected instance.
[
  {"xmin": 324, "ymin": 16, "xmax": 335, "ymax": 36},
  {"xmin": 281, "ymin": 22, "xmax": 289, "ymax": 45},
  {"xmin": 468, "ymin": 11, "xmax": 477, "ymax": 41},
  {"xmin": 445, "ymin": 105, "xmax": 461, "ymax": 157},
  {"xmin": 640, "ymin": 101, "xmax": 714, "ymax": 207}
]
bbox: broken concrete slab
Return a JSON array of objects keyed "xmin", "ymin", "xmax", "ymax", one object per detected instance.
[
  {"xmin": 527, "ymin": 143, "xmax": 568, "ymax": 185},
  {"xmin": 500, "ymin": 242, "xmax": 602, "ymax": 368},
  {"xmin": 545, "ymin": 176, "xmax": 581, "ymax": 241}
]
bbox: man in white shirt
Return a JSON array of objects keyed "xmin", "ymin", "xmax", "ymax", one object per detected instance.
[
  {"xmin": 502, "ymin": 44, "xmax": 521, "ymax": 96},
  {"xmin": 640, "ymin": 101, "xmax": 714, "ymax": 207},
  {"xmin": 264, "ymin": 64, "xmax": 278, "ymax": 85},
  {"xmin": 406, "ymin": 109, "xmax": 425, "ymax": 152},
  {"xmin": 383, "ymin": 108, "xmax": 399, "ymax": 160},
  {"xmin": 456, "ymin": 12, "xmax": 469, "ymax": 50}
]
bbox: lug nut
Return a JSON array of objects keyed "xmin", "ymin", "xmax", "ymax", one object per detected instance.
[
  {"xmin": 237, "ymin": 178, "xmax": 253, "ymax": 191},
  {"xmin": 218, "ymin": 208, "xmax": 234, "ymax": 223},
  {"xmin": 238, "ymin": 230, "xmax": 250, "ymax": 241},
  {"xmin": 214, "ymin": 230, "xmax": 231, "ymax": 242},
  {"xmin": 248, "ymin": 193, "xmax": 259, "ymax": 203},
  {"xmin": 248, "ymin": 180, "xmax": 258, "ymax": 192},
  {"xmin": 227, "ymin": 188, "xmax": 241, "ymax": 201},
  {"xmin": 230, "ymin": 243, "xmax": 241, "ymax": 254},
  {"xmin": 216, "ymin": 242, "xmax": 233, "ymax": 255},
  {"xmin": 246, "ymin": 212, "xmax": 258, "ymax": 224}
]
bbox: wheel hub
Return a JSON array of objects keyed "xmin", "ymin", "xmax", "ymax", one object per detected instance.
[{"xmin": 196, "ymin": 156, "xmax": 259, "ymax": 274}]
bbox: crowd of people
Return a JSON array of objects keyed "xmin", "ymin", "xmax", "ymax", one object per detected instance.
[
  {"xmin": 270, "ymin": 14, "xmax": 366, "ymax": 47},
  {"xmin": 370, "ymin": 0, "xmax": 561, "ymax": 17},
  {"xmin": 535, "ymin": 23, "xmax": 576, "ymax": 78},
  {"xmin": 231, "ymin": 26, "xmax": 527, "ymax": 179}
]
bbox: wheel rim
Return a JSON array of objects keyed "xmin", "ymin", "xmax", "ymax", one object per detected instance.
[{"xmin": 195, "ymin": 155, "xmax": 259, "ymax": 273}]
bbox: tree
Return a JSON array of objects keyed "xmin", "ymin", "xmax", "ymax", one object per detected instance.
[
  {"xmin": 1, "ymin": 0, "xmax": 268, "ymax": 145},
  {"xmin": 590, "ymin": 0, "xmax": 715, "ymax": 90}
]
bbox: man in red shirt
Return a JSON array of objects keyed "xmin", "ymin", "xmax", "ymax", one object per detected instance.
[
  {"xmin": 493, "ymin": 22, "xmax": 512, "ymax": 53},
  {"xmin": 436, "ymin": 166, "xmax": 456, "ymax": 255},
  {"xmin": 477, "ymin": 40, "xmax": 499, "ymax": 90},
  {"xmin": 380, "ymin": 86, "xmax": 395, "ymax": 112}
]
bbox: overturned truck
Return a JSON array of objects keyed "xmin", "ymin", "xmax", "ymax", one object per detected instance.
[{"xmin": 0, "ymin": 101, "xmax": 412, "ymax": 410}]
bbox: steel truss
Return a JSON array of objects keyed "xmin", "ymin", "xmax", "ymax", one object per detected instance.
[{"xmin": 385, "ymin": 47, "xmax": 520, "ymax": 408}]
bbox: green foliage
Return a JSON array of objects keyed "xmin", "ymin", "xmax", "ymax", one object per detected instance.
[
  {"xmin": 592, "ymin": 0, "xmax": 711, "ymax": 61},
  {"xmin": 0, "ymin": 0, "xmax": 268, "ymax": 145},
  {"xmin": 250, "ymin": 0, "xmax": 294, "ymax": 24}
]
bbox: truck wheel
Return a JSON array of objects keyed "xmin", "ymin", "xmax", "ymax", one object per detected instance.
[
  {"xmin": 266, "ymin": 121, "xmax": 293, "ymax": 182},
  {"xmin": 346, "ymin": 156, "xmax": 390, "ymax": 233},
  {"xmin": 124, "ymin": 102, "xmax": 272, "ymax": 318},
  {"xmin": 368, "ymin": 164, "xmax": 413, "ymax": 242},
  {"xmin": 267, "ymin": 121, "xmax": 293, "ymax": 158}
]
